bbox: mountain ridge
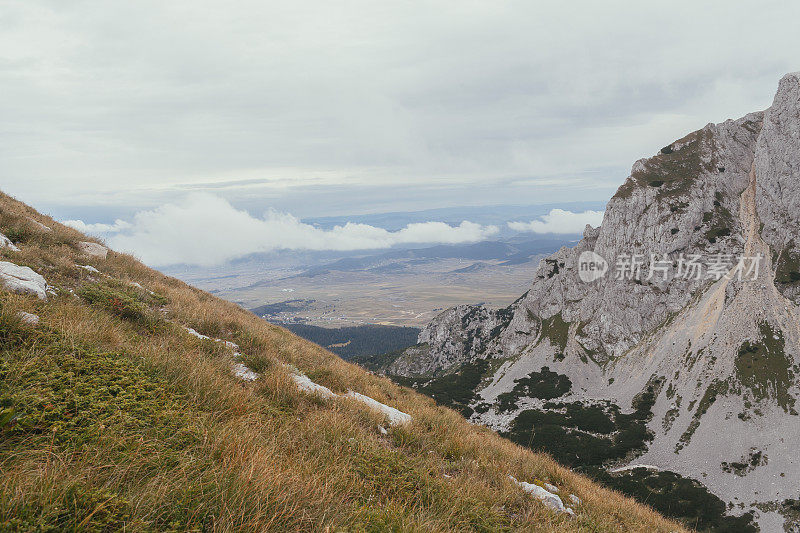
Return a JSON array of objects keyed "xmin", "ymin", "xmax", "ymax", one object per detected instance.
[{"xmin": 388, "ymin": 72, "xmax": 800, "ymax": 531}]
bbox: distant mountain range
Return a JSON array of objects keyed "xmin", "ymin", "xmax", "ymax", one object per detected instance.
[
  {"xmin": 290, "ymin": 237, "xmax": 574, "ymax": 279},
  {"xmin": 304, "ymin": 201, "xmax": 605, "ymax": 234}
]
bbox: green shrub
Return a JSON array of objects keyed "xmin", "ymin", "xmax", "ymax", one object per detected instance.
[
  {"xmin": 55, "ymin": 485, "xmax": 132, "ymax": 532},
  {"xmin": 396, "ymin": 359, "xmax": 489, "ymax": 418},
  {"xmin": 775, "ymin": 246, "xmax": 800, "ymax": 285},
  {"xmin": 3, "ymin": 227, "xmax": 27, "ymax": 244},
  {"xmin": 0, "ymin": 328, "xmax": 212, "ymax": 531},
  {"xmin": 77, "ymin": 281, "xmax": 164, "ymax": 328},
  {"xmin": 497, "ymin": 367, "xmax": 572, "ymax": 412},
  {"xmin": 593, "ymin": 469, "xmax": 757, "ymax": 532}
]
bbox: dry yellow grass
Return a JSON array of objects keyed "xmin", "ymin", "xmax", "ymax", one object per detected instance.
[{"xmin": 0, "ymin": 191, "xmax": 687, "ymax": 532}]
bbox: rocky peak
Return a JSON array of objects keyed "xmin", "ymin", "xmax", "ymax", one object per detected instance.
[
  {"xmin": 389, "ymin": 73, "xmax": 800, "ymax": 531},
  {"xmin": 755, "ymin": 71, "xmax": 800, "ymax": 301}
]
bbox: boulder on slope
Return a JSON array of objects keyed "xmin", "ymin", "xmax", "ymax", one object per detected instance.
[
  {"xmin": 77, "ymin": 242, "xmax": 108, "ymax": 259},
  {"xmin": 0, "ymin": 232, "xmax": 20, "ymax": 252},
  {"xmin": 0, "ymin": 262, "xmax": 48, "ymax": 300}
]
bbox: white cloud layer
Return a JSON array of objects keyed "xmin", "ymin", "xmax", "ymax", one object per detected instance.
[
  {"xmin": 73, "ymin": 193, "xmax": 499, "ymax": 266},
  {"xmin": 508, "ymin": 209, "xmax": 603, "ymax": 234},
  {"xmin": 62, "ymin": 219, "xmax": 131, "ymax": 234}
]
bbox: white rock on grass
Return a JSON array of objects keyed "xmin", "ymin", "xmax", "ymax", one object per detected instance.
[
  {"xmin": 288, "ymin": 368, "xmax": 413, "ymax": 425},
  {"xmin": 183, "ymin": 327, "xmax": 242, "ymax": 355},
  {"xmin": 27, "ymin": 217, "xmax": 52, "ymax": 232},
  {"xmin": 78, "ymin": 264, "xmax": 100, "ymax": 274},
  {"xmin": 569, "ymin": 494, "xmax": 582, "ymax": 505},
  {"xmin": 344, "ymin": 391, "xmax": 413, "ymax": 426},
  {"xmin": 232, "ymin": 362, "xmax": 259, "ymax": 381},
  {"xmin": 0, "ymin": 233, "xmax": 20, "ymax": 252},
  {"xmin": 77, "ymin": 241, "xmax": 108, "ymax": 259},
  {"xmin": 0, "ymin": 262, "xmax": 48, "ymax": 300},
  {"xmin": 609, "ymin": 464, "xmax": 660, "ymax": 474},
  {"xmin": 221, "ymin": 340, "xmax": 240, "ymax": 352},
  {"xmin": 544, "ymin": 482, "xmax": 560, "ymax": 493},
  {"xmin": 509, "ymin": 476, "xmax": 568, "ymax": 514},
  {"xmin": 180, "ymin": 326, "xmax": 257, "ymax": 382},
  {"xmin": 185, "ymin": 327, "xmax": 212, "ymax": 341},
  {"xmin": 130, "ymin": 282, "xmax": 156, "ymax": 296},
  {"xmin": 291, "ymin": 373, "xmax": 338, "ymax": 400},
  {"xmin": 17, "ymin": 311, "xmax": 39, "ymax": 326}
]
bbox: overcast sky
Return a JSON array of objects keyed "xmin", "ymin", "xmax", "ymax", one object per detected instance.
[{"xmin": 1, "ymin": 1, "xmax": 799, "ymax": 261}]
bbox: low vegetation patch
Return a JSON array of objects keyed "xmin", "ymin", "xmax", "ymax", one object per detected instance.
[
  {"xmin": 676, "ymin": 379, "xmax": 730, "ymax": 452},
  {"xmin": 593, "ymin": 468, "xmax": 757, "ymax": 532},
  {"xmin": 734, "ymin": 322, "xmax": 796, "ymax": 413},
  {"xmin": 615, "ymin": 129, "xmax": 715, "ymax": 200},
  {"xmin": 539, "ymin": 312, "xmax": 570, "ymax": 351},
  {"xmin": 78, "ymin": 279, "xmax": 167, "ymax": 330},
  {"xmin": 0, "ymin": 309, "xmax": 216, "ymax": 530},
  {"xmin": 721, "ymin": 448, "xmax": 767, "ymax": 476},
  {"xmin": 774, "ymin": 245, "xmax": 800, "ymax": 286},
  {"xmin": 502, "ymin": 378, "xmax": 660, "ymax": 469},
  {"xmin": 496, "ymin": 367, "xmax": 572, "ymax": 412},
  {"xmin": 394, "ymin": 359, "xmax": 490, "ymax": 417}
]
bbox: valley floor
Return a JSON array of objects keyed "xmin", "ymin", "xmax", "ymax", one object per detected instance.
[{"xmin": 170, "ymin": 257, "xmax": 543, "ymax": 327}]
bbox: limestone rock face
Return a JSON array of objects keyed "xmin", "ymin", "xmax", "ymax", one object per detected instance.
[
  {"xmin": 0, "ymin": 232, "xmax": 20, "ymax": 252},
  {"xmin": 0, "ymin": 262, "xmax": 49, "ymax": 300},
  {"xmin": 755, "ymin": 72, "xmax": 800, "ymax": 302},
  {"xmin": 404, "ymin": 109, "xmax": 764, "ymax": 374},
  {"xmin": 387, "ymin": 304, "xmax": 513, "ymax": 376},
  {"xmin": 77, "ymin": 241, "xmax": 109, "ymax": 259},
  {"xmin": 393, "ymin": 73, "xmax": 800, "ymax": 530}
]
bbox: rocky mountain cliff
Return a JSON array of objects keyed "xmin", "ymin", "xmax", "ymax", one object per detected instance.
[{"xmin": 388, "ymin": 72, "xmax": 800, "ymax": 531}]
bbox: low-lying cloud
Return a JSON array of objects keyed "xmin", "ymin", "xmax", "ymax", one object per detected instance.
[
  {"xmin": 508, "ymin": 209, "xmax": 603, "ymax": 234},
  {"xmin": 65, "ymin": 193, "xmax": 499, "ymax": 266},
  {"xmin": 62, "ymin": 219, "xmax": 132, "ymax": 234}
]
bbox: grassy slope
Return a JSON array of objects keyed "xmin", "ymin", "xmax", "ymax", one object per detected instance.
[{"xmin": 0, "ymin": 192, "xmax": 685, "ymax": 532}]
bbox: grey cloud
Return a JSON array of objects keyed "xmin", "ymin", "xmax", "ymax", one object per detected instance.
[{"xmin": 2, "ymin": 1, "xmax": 799, "ymax": 215}]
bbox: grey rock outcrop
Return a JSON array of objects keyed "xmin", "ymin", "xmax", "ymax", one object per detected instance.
[
  {"xmin": 755, "ymin": 71, "xmax": 800, "ymax": 303},
  {"xmin": 0, "ymin": 232, "xmax": 20, "ymax": 252},
  {"xmin": 387, "ymin": 304, "xmax": 514, "ymax": 376},
  {"xmin": 0, "ymin": 262, "xmax": 49, "ymax": 300},
  {"xmin": 77, "ymin": 241, "xmax": 109, "ymax": 259}
]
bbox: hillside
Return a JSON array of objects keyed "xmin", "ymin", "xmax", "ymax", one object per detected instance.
[
  {"xmin": 0, "ymin": 192, "xmax": 684, "ymax": 531},
  {"xmin": 387, "ymin": 72, "xmax": 800, "ymax": 531}
]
